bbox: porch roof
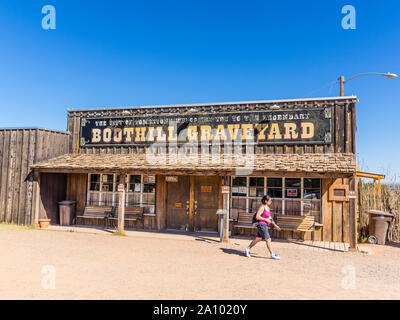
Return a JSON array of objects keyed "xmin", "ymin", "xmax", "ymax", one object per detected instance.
[{"xmin": 31, "ymin": 152, "xmax": 356, "ymax": 176}]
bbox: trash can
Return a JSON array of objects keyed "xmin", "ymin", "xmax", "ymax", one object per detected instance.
[
  {"xmin": 368, "ymin": 210, "xmax": 395, "ymax": 245},
  {"xmin": 59, "ymin": 201, "xmax": 76, "ymax": 226}
]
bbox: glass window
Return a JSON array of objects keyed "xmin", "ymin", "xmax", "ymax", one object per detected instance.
[
  {"xmin": 232, "ymin": 177, "xmax": 246, "ymax": 186},
  {"xmin": 101, "ymin": 174, "xmax": 114, "ymax": 192},
  {"xmin": 143, "ymin": 193, "xmax": 155, "ymax": 205},
  {"xmin": 249, "ymin": 177, "xmax": 264, "ymax": 187},
  {"xmin": 267, "ymin": 178, "xmax": 283, "ymax": 198},
  {"xmin": 232, "ymin": 177, "xmax": 247, "ymax": 196},
  {"xmin": 143, "ymin": 175, "xmax": 156, "ymax": 193},
  {"xmin": 89, "ymin": 174, "xmax": 100, "ymax": 191},
  {"xmin": 248, "ymin": 197, "xmax": 262, "ymax": 213},
  {"xmin": 285, "ymin": 199, "xmax": 301, "ymax": 215},
  {"xmin": 249, "ymin": 177, "xmax": 264, "ymax": 197},
  {"xmin": 269, "ymin": 199, "xmax": 283, "ymax": 216},
  {"xmin": 304, "ymin": 178, "xmax": 321, "ymax": 200},
  {"xmin": 231, "ymin": 197, "xmax": 247, "ymax": 219},
  {"xmin": 285, "ymin": 178, "xmax": 301, "ymax": 199},
  {"xmin": 127, "ymin": 193, "xmax": 141, "ymax": 207},
  {"xmin": 128, "ymin": 175, "xmax": 141, "ymax": 193},
  {"xmin": 87, "ymin": 173, "xmax": 157, "ymax": 215},
  {"xmin": 303, "ymin": 199, "xmax": 321, "ymax": 222},
  {"xmin": 232, "ymin": 198, "xmax": 247, "ymax": 211}
]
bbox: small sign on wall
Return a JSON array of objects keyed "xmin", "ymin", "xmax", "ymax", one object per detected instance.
[
  {"xmin": 221, "ymin": 186, "xmax": 230, "ymax": 194},
  {"xmin": 329, "ymin": 184, "xmax": 349, "ymax": 201},
  {"xmin": 117, "ymin": 184, "xmax": 125, "ymax": 192},
  {"xmin": 348, "ymin": 190, "xmax": 357, "ymax": 199},
  {"xmin": 201, "ymin": 185, "xmax": 212, "ymax": 192},
  {"xmin": 286, "ymin": 189, "xmax": 298, "ymax": 198},
  {"xmin": 166, "ymin": 176, "xmax": 178, "ymax": 182}
]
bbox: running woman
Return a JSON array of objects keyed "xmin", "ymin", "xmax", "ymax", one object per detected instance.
[{"xmin": 245, "ymin": 195, "xmax": 281, "ymax": 260}]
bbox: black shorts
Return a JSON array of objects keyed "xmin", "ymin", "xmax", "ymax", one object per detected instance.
[{"xmin": 257, "ymin": 223, "xmax": 271, "ymax": 240}]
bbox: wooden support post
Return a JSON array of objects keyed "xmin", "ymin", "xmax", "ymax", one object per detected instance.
[
  {"xmin": 33, "ymin": 181, "xmax": 40, "ymax": 227},
  {"xmin": 32, "ymin": 171, "xmax": 41, "ymax": 227},
  {"xmin": 349, "ymin": 176, "xmax": 357, "ymax": 250},
  {"xmin": 222, "ymin": 176, "xmax": 230, "ymax": 243},
  {"xmin": 378, "ymin": 179, "xmax": 381, "ymax": 209},
  {"xmin": 117, "ymin": 174, "xmax": 126, "ymax": 233},
  {"xmin": 373, "ymin": 179, "xmax": 377, "ymax": 210},
  {"xmin": 189, "ymin": 176, "xmax": 195, "ymax": 232}
]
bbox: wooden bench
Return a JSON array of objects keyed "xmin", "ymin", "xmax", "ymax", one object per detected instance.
[
  {"xmin": 275, "ymin": 214, "xmax": 318, "ymax": 240},
  {"xmin": 233, "ymin": 212, "xmax": 258, "ymax": 233},
  {"xmin": 77, "ymin": 206, "xmax": 112, "ymax": 226},
  {"xmin": 107, "ymin": 206, "xmax": 144, "ymax": 227}
]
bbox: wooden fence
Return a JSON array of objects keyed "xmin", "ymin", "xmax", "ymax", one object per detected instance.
[
  {"xmin": 358, "ymin": 180, "xmax": 400, "ymax": 242},
  {"xmin": 0, "ymin": 128, "xmax": 69, "ymax": 225}
]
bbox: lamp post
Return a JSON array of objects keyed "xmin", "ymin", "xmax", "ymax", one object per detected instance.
[
  {"xmin": 338, "ymin": 72, "xmax": 397, "ymax": 250},
  {"xmin": 339, "ymin": 72, "xmax": 398, "ymax": 96}
]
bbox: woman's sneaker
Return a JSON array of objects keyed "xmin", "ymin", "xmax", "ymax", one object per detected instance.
[
  {"xmin": 245, "ymin": 248, "xmax": 251, "ymax": 258},
  {"xmin": 270, "ymin": 253, "xmax": 280, "ymax": 260}
]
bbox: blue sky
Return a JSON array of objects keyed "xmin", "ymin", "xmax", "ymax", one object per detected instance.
[{"xmin": 0, "ymin": 1, "xmax": 399, "ymax": 181}]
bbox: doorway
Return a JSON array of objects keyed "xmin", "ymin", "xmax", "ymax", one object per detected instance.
[{"xmin": 166, "ymin": 175, "xmax": 220, "ymax": 232}]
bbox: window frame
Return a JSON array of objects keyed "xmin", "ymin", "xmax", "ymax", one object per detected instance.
[
  {"xmin": 87, "ymin": 173, "xmax": 156, "ymax": 215},
  {"xmin": 230, "ymin": 176, "xmax": 322, "ymax": 222}
]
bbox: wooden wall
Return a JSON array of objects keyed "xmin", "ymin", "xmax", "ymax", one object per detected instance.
[
  {"xmin": 66, "ymin": 173, "xmax": 88, "ymax": 217},
  {"xmin": 155, "ymin": 175, "xmax": 167, "ymax": 230},
  {"xmin": 39, "ymin": 173, "xmax": 67, "ymax": 223},
  {"xmin": 320, "ymin": 177, "xmax": 356, "ymax": 245},
  {"xmin": 0, "ymin": 129, "xmax": 69, "ymax": 225}
]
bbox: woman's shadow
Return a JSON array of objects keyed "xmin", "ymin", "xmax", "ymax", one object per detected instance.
[{"xmin": 220, "ymin": 248, "xmax": 264, "ymax": 259}]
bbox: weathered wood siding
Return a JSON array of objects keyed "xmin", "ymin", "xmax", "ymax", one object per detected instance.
[
  {"xmin": 39, "ymin": 173, "xmax": 67, "ymax": 223},
  {"xmin": 66, "ymin": 173, "xmax": 87, "ymax": 217},
  {"xmin": 0, "ymin": 129, "xmax": 69, "ymax": 225},
  {"xmin": 320, "ymin": 177, "xmax": 353, "ymax": 243}
]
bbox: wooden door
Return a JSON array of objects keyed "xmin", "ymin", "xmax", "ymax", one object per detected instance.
[
  {"xmin": 193, "ymin": 176, "xmax": 220, "ymax": 232},
  {"xmin": 166, "ymin": 176, "xmax": 190, "ymax": 230}
]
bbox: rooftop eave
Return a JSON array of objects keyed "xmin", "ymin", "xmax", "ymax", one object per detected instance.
[{"xmin": 67, "ymin": 96, "xmax": 358, "ymax": 114}]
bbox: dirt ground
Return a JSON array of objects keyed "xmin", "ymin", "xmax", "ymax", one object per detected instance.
[{"xmin": 1, "ymin": 226, "xmax": 400, "ymax": 300}]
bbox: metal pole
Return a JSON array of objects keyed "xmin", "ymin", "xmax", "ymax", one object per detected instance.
[
  {"xmin": 220, "ymin": 215, "xmax": 224, "ymax": 242},
  {"xmin": 222, "ymin": 176, "xmax": 230, "ymax": 243}
]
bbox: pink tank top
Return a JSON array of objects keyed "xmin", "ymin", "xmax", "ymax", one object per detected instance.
[{"xmin": 259, "ymin": 207, "xmax": 271, "ymax": 225}]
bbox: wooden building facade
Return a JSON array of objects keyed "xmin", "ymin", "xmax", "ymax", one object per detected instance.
[
  {"xmin": 31, "ymin": 96, "xmax": 358, "ymax": 247},
  {"xmin": 0, "ymin": 128, "xmax": 69, "ymax": 225}
]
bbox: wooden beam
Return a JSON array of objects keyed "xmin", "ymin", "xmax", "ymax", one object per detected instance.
[
  {"xmin": 33, "ymin": 167, "xmax": 355, "ymax": 179},
  {"xmin": 356, "ymin": 171, "xmax": 385, "ymax": 180}
]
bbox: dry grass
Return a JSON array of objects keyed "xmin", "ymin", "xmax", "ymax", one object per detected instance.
[
  {"xmin": 0, "ymin": 223, "xmax": 36, "ymax": 231},
  {"xmin": 358, "ymin": 181, "xmax": 400, "ymax": 242}
]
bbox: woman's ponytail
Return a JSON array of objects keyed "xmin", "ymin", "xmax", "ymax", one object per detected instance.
[{"xmin": 261, "ymin": 195, "xmax": 271, "ymax": 205}]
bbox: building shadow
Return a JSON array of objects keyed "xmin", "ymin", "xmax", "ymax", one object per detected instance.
[
  {"xmin": 285, "ymin": 239, "xmax": 348, "ymax": 252},
  {"xmin": 195, "ymin": 236, "xmax": 220, "ymax": 244},
  {"xmin": 64, "ymin": 224, "xmax": 222, "ymax": 241},
  {"xmin": 385, "ymin": 241, "xmax": 400, "ymax": 249}
]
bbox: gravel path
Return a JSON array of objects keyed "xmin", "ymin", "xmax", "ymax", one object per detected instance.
[{"xmin": 1, "ymin": 227, "xmax": 400, "ymax": 299}]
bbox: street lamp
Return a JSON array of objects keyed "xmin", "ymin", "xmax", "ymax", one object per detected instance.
[{"xmin": 339, "ymin": 72, "xmax": 398, "ymax": 96}]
